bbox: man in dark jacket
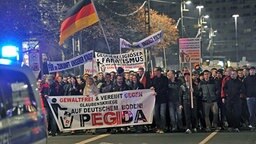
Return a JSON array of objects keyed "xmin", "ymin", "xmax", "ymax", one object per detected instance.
[
  {"xmin": 224, "ymin": 70, "xmax": 244, "ymax": 132},
  {"xmin": 111, "ymin": 74, "xmax": 130, "ymax": 133},
  {"xmin": 243, "ymin": 66, "xmax": 256, "ymax": 130},
  {"xmin": 50, "ymin": 75, "xmax": 65, "ymax": 96},
  {"xmin": 100, "ymin": 73, "xmax": 113, "ymax": 93},
  {"xmin": 112, "ymin": 74, "xmax": 130, "ymax": 92},
  {"xmin": 179, "ymin": 72, "xmax": 198, "ymax": 134},
  {"xmin": 151, "ymin": 67, "xmax": 168, "ymax": 134},
  {"xmin": 215, "ymin": 69, "xmax": 226, "ymax": 129},
  {"xmin": 198, "ymin": 70, "xmax": 219, "ymax": 132},
  {"xmin": 237, "ymin": 69, "xmax": 249, "ymax": 128},
  {"xmin": 41, "ymin": 75, "xmax": 59, "ymax": 136},
  {"xmin": 167, "ymin": 70, "xmax": 183, "ymax": 132}
]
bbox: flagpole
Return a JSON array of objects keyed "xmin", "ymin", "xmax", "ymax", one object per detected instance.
[
  {"xmin": 98, "ymin": 22, "xmax": 112, "ymax": 56},
  {"xmin": 145, "ymin": 49, "xmax": 148, "ymax": 71},
  {"xmin": 119, "ymin": 38, "xmax": 122, "ymax": 54},
  {"xmin": 92, "ymin": 0, "xmax": 117, "ymax": 70},
  {"xmin": 189, "ymin": 61, "xmax": 194, "ymax": 109},
  {"xmin": 92, "ymin": 58, "xmax": 94, "ymax": 76}
]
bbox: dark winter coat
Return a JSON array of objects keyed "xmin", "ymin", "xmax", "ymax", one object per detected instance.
[
  {"xmin": 167, "ymin": 79, "xmax": 181, "ymax": 102},
  {"xmin": 151, "ymin": 74, "xmax": 168, "ymax": 104},
  {"xmin": 199, "ymin": 79, "xmax": 219, "ymax": 102},
  {"xmin": 224, "ymin": 78, "xmax": 244, "ymax": 101},
  {"xmin": 243, "ymin": 75, "xmax": 256, "ymax": 98}
]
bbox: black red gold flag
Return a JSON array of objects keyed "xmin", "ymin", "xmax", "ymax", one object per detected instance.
[{"xmin": 59, "ymin": 0, "xmax": 99, "ymax": 45}]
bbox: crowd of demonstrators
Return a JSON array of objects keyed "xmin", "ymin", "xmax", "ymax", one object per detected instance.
[{"xmin": 38, "ymin": 65, "xmax": 256, "ymax": 136}]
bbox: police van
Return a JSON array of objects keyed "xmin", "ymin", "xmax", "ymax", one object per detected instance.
[{"xmin": 0, "ymin": 43, "xmax": 47, "ymax": 143}]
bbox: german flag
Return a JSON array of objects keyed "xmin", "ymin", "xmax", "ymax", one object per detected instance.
[{"xmin": 59, "ymin": 0, "xmax": 99, "ymax": 45}]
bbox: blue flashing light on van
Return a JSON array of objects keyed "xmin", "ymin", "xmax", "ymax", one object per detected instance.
[
  {"xmin": 0, "ymin": 40, "xmax": 47, "ymax": 144},
  {"xmin": 2, "ymin": 45, "xmax": 19, "ymax": 58},
  {"xmin": 0, "ymin": 45, "xmax": 20, "ymax": 65}
]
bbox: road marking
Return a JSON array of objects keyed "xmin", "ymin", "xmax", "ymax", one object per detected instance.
[
  {"xmin": 99, "ymin": 142, "xmax": 113, "ymax": 144},
  {"xmin": 199, "ymin": 130, "xmax": 219, "ymax": 144},
  {"xmin": 75, "ymin": 134, "xmax": 111, "ymax": 144}
]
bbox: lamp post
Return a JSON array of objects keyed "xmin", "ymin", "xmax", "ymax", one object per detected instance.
[
  {"xmin": 232, "ymin": 14, "xmax": 239, "ymax": 64},
  {"xmin": 180, "ymin": 0, "xmax": 191, "ymax": 38},
  {"xmin": 196, "ymin": 6, "xmax": 205, "ymax": 36},
  {"xmin": 208, "ymin": 27, "xmax": 217, "ymax": 61},
  {"xmin": 196, "ymin": 5, "xmax": 205, "ymax": 64}
]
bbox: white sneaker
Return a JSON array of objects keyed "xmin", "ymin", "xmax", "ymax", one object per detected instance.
[
  {"xmin": 248, "ymin": 125, "xmax": 255, "ymax": 129},
  {"xmin": 185, "ymin": 129, "xmax": 192, "ymax": 134},
  {"xmin": 193, "ymin": 128, "xmax": 197, "ymax": 133},
  {"xmin": 234, "ymin": 128, "xmax": 240, "ymax": 132},
  {"xmin": 224, "ymin": 121, "xmax": 229, "ymax": 127},
  {"xmin": 158, "ymin": 130, "xmax": 164, "ymax": 134}
]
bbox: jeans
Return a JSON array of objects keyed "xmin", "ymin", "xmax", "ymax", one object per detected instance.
[
  {"xmin": 154, "ymin": 103, "xmax": 167, "ymax": 130},
  {"xmin": 246, "ymin": 97, "xmax": 256, "ymax": 127},
  {"xmin": 168, "ymin": 102, "xmax": 183, "ymax": 129},
  {"xmin": 203, "ymin": 101, "xmax": 218, "ymax": 129}
]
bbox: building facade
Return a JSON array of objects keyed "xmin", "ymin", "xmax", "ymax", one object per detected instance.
[{"xmin": 152, "ymin": 0, "xmax": 256, "ymax": 62}]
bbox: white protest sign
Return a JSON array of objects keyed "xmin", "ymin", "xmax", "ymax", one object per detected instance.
[
  {"xmin": 29, "ymin": 50, "xmax": 40, "ymax": 78},
  {"xmin": 95, "ymin": 49, "xmax": 145, "ymax": 73},
  {"xmin": 179, "ymin": 38, "xmax": 201, "ymax": 63},
  {"xmin": 84, "ymin": 58, "xmax": 97, "ymax": 75}
]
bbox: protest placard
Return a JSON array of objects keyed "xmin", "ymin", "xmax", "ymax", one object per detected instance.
[{"xmin": 95, "ymin": 49, "xmax": 145, "ymax": 72}]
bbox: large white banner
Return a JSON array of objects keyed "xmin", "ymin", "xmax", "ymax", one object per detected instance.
[
  {"xmin": 47, "ymin": 50, "xmax": 93, "ymax": 73},
  {"xmin": 120, "ymin": 30, "xmax": 163, "ymax": 49},
  {"xmin": 47, "ymin": 89, "xmax": 155, "ymax": 131},
  {"xmin": 95, "ymin": 49, "xmax": 145, "ymax": 73}
]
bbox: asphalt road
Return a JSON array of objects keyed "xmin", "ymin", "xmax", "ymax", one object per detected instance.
[{"xmin": 48, "ymin": 130, "xmax": 256, "ymax": 144}]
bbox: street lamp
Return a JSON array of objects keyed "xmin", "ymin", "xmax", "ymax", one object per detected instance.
[
  {"xmin": 196, "ymin": 5, "xmax": 204, "ymax": 16},
  {"xmin": 196, "ymin": 6, "xmax": 206, "ymax": 37},
  {"xmin": 232, "ymin": 14, "xmax": 239, "ymax": 64},
  {"xmin": 180, "ymin": 0, "xmax": 191, "ymax": 37}
]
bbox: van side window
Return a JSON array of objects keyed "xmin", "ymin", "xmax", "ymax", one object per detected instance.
[{"xmin": 0, "ymin": 69, "xmax": 37, "ymax": 117}]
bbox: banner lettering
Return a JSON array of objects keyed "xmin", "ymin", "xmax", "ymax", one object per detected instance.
[
  {"xmin": 47, "ymin": 89, "xmax": 155, "ymax": 131},
  {"xmin": 47, "ymin": 50, "xmax": 93, "ymax": 73},
  {"xmin": 120, "ymin": 31, "xmax": 163, "ymax": 49},
  {"xmin": 95, "ymin": 49, "xmax": 145, "ymax": 73}
]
